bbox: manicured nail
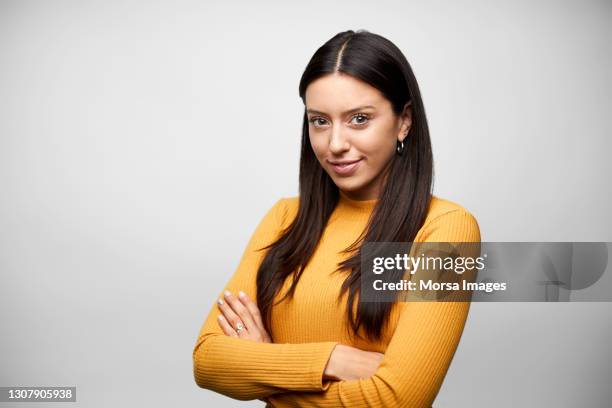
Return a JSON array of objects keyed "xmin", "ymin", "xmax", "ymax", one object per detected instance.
[
  {"xmin": 217, "ymin": 315, "xmax": 224, "ymax": 321},
  {"xmin": 238, "ymin": 291, "xmax": 246, "ymax": 298},
  {"xmin": 224, "ymin": 290, "xmax": 231, "ymax": 297},
  {"xmin": 217, "ymin": 298, "xmax": 224, "ymax": 305}
]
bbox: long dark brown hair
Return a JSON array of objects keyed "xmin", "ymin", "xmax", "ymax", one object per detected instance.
[{"xmin": 256, "ymin": 29, "xmax": 434, "ymax": 342}]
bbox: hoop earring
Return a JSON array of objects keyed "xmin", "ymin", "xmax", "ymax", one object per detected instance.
[{"xmin": 396, "ymin": 139, "xmax": 405, "ymax": 156}]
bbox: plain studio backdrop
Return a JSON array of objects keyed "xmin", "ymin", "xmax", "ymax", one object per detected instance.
[{"xmin": 1, "ymin": 0, "xmax": 610, "ymax": 407}]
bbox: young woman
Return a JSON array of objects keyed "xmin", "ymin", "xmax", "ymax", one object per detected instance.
[{"xmin": 193, "ymin": 29, "xmax": 480, "ymax": 407}]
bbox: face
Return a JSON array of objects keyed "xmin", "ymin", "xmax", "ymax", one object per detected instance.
[{"xmin": 305, "ymin": 73, "xmax": 412, "ymax": 201}]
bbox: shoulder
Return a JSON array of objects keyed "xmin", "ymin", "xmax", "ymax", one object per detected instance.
[
  {"xmin": 416, "ymin": 195, "xmax": 481, "ymax": 242},
  {"xmin": 246, "ymin": 197, "xmax": 299, "ymax": 247},
  {"xmin": 277, "ymin": 195, "xmax": 300, "ymax": 210},
  {"xmin": 422, "ymin": 195, "xmax": 475, "ymax": 223},
  {"xmin": 268, "ymin": 196, "xmax": 300, "ymax": 230}
]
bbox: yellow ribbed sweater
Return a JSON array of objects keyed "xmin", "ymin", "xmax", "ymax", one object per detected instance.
[{"xmin": 193, "ymin": 191, "xmax": 481, "ymax": 407}]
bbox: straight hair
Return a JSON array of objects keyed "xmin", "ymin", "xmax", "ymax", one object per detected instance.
[{"xmin": 256, "ymin": 29, "xmax": 434, "ymax": 342}]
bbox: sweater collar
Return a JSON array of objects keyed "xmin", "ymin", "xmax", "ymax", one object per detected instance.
[{"xmin": 336, "ymin": 190, "xmax": 379, "ymax": 215}]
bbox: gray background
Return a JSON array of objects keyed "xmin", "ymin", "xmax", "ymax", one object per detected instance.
[{"xmin": 1, "ymin": 0, "xmax": 610, "ymax": 407}]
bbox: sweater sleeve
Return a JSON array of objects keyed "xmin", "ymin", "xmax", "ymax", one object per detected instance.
[
  {"xmin": 265, "ymin": 209, "xmax": 481, "ymax": 408},
  {"xmin": 192, "ymin": 197, "xmax": 339, "ymax": 401}
]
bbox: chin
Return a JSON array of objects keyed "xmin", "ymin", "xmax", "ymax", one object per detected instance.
[{"xmin": 332, "ymin": 177, "xmax": 366, "ymax": 192}]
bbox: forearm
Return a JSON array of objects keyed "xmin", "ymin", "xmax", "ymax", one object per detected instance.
[
  {"xmin": 266, "ymin": 301, "xmax": 471, "ymax": 407},
  {"xmin": 265, "ymin": 370, "xmax": 433, "ymax": 407},
  {"xmin": 193, "ymin": 333, "xmax": 338, "ymax": 400}
]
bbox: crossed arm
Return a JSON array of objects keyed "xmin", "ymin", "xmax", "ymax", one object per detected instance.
[
  {"xmin": 193, "ymin": 199, "xmax": 340, "ymax": 400},
  {"xmin": 214, "ymin": 289, "xmax": 385, "ymax": 382},
  {"xmin": 262, "ymin": 300, "xmax": 472, "ymax": 407},
  {"xmin": 192, "ymin": 199, "xmax": 480, "ymax": 407},
  {"xmin": 206, "ymin": 290, "xmax": 473, "ymax": 407}
]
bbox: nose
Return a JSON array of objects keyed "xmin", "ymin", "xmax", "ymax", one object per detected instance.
[{"xmin": 329, "ymin": 124, "xmax": 350, "ymax": 154}]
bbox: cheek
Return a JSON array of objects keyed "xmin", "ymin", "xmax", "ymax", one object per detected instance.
[
  {"xmin": 355, "ymin": 131, "xmax": 395, "ymax": 162},
  {"xmin": 309, "ymin": 134, "xmax": 327, "ymax": 157}
]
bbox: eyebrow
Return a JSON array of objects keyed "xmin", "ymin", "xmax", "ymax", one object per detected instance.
[{"xmin": 306, "ymin": 105, "xmax": 376, "ymax": 116}]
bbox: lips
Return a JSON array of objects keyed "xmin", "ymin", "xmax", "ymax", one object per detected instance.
[
  {"xmin": 329, "ymin": 159, "xmax": 361, "ymax": 166},
  {"xmin": 329, "ymin": 158, "xmax": 363, "ymax": 175}
]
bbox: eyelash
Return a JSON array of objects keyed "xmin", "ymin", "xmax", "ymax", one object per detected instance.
[{"xmin": 308, "ymin": 113, "xmax": 370, "ymax": 128}]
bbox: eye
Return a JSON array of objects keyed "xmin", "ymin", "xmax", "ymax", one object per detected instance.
[
  {"xmin": 308, "ymin": 116, "xmax": 328, "ymax": 128},
  {"xmin": 350, "ymin": 113, "xmax": 370, "ymax": 126}
]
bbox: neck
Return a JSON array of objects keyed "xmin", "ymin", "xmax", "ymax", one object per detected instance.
[{"xmin": 336, "ymin": 189, "xmax": 379, "ymax": 215}]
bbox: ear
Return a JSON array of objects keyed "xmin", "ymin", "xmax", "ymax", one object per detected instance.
[{"xmin": 397, "ymin": 101, "xmax": 413, "ymax": 143}]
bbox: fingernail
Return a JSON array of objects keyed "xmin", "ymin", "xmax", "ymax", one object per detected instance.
[
  {"xmin": 224, "ymin": 290, "xmax": 231, "ymax": 297},
  {"xmin": 217, "ymin": 298, "xmax": 224, "ymax": 305},
  {"xmin": 238, "ymin": 291, "xmax": 246, "ymax": 298},
  {"xmin": 217, "ymin": 315, "xmax": 224, "ymax": 321}
]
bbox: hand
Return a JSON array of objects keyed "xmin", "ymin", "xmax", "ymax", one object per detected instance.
[
  {"xmin": 323, "ymin": 344, "xmax": 384, "ymax": 381},
  {"xmin": 216, "ymin": 290, "xmax": 272, "ymax": 343}
]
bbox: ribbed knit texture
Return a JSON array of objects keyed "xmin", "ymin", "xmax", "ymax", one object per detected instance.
[{"xmin": 193, "ymin": 191, "xmax": 481, "ymax": 407}]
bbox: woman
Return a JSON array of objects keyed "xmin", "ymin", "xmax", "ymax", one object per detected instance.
[{"xmin": 192, "ymin": 29, "xmax": 480, "ymax": 407}]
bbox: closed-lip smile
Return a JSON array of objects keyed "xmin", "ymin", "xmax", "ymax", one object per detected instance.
[{"xmin": 328, "ymin": 158, "xmax": 363, "ymax": 175}]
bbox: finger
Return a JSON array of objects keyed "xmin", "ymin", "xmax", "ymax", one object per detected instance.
[
  {"xmin": 237, "ymin": 291, "xmax": 271, "ymax": 341},
  {"xmin": 216, "ymin": 315, "xmax": 238, "ymax": 337},
  {"xmin": 222, "ymin": 290, "xmax": 257, "ymax": 332},
  {"xmin": 216, "ymin": 296, "xmax": 245, "ymax": 334},
  {"xmin": 237, "ymin": 291, "xmax": 267, "ymax": 331}
]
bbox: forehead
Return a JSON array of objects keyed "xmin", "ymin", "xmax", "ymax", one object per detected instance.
[{"xmin": 305, "ymin": 73, "xmax": 387, "ymax": 113}]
